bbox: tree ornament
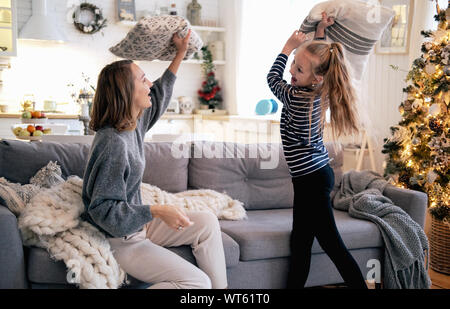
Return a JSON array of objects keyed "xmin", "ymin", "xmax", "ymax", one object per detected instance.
[
  {"xmin": 412, "ymin": 99, "xmax": 422, "ymax": 109},
  {"xmin": 412, "ymin": 137, "xmax": 421, "ymax": 145},
  {"xmin": 429, "ymin": 118, "xmax": 443, "ymax": 133},
  {"xmin": 403, "ymin": 100, "xmax": 412, "ymax": 111},
  {"xmin": 444, "ymin": 65, "xmax": 450, "ymax": 75},
  {"xmin": 429, "ymin": 103, "xmax": 441, "ymax": 116},
  {"xmin": 425, "ymin": 63, "xmax": 437, "ymax": 74},
  {"xmin": 427, "ymin": 170, "xmax": 439, "ymax": 184}
]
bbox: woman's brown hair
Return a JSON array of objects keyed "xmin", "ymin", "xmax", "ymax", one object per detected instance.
[
  {"xmin": 89, "ymin": 59, "xmax": 137, "ymax": 132},
  {"xmin": 299, "ymin": 40, "xmax": 361, "ymax": 144}
]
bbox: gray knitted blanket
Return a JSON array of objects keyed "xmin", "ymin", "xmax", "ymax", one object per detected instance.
[{"xmin": 331, "ymin": 170, "xmax": 431, "ymax": 289}]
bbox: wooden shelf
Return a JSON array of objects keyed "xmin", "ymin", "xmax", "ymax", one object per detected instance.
[
  {"xmin": 138, "ymin": 59, "xmax": 226, "ymax": 65},
  {"xmin": 191, "ymin": 25, "xmax": 225, "ymax": 32},
  {"xmin": 118, "ymin": 20, "xmax": 225, "ymax": 33}
]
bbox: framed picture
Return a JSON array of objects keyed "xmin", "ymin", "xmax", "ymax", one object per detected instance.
[
  {"xmin": 376, "ymin": 0, "xmax": 414, "ymax": 54},
  {"xmin": 117, "ymin": 0, "xmax": 136, "ymax": 22}
]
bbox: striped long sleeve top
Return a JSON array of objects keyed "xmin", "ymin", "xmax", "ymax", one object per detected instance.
[{"xmin": 267, "ymin": 53, "xmax": 330, "ymax": 177}]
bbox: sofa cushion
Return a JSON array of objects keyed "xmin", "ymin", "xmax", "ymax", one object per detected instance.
[
  {"xmin": 219, "ymin": 208, "xmax": 383, "ymax": 261},
  {"xmin": 0, "ymin": 139, "xmax": 188, "ymax": 193},
  {"xmin": 26, "ymin": 232, "xmax": 239, "ymax": 286},
  {"xmin": 142, "ymin": 142, "xmax": 189, "ymax": 192},
  {"xmin": 188, "ymin": 141, "xmax": 343, "ymax": 210},
  {"xmin": 0, "ymin": 139, "xmax": 91, "ymax": 184}
]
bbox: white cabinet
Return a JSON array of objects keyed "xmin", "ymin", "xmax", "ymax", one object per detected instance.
[
  {"xmin": 0, "ymin": 117, "xmax": 16, "ymax": 138},
  {"xmin": 145, "ymin": 115, "xmax": 195, "ymax": 142},
  {"xmin": 0, "ymin": 0, "xmax": 17, "ymax": 57}
]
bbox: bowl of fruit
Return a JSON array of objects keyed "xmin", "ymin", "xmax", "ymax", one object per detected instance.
[
  {"xmin": 11, "ymin": 124, "xmax": 52, "ymax": 141},
  {"xmin": 21, "ymin": 110, "xmax": 48, "ymax": 124}
]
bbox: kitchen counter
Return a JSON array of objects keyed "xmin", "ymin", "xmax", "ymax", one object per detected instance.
[{"xmin": 0, "ymin": 113, "xmax": 80, "ymax": 119}]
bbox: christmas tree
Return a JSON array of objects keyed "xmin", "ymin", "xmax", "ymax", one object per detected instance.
[
  {"xmin": 198, "ymin": 45, "xmax": 222, "ymax": 109},
  {"xmin": 382, "ymin": 0, "xmax": 449, "ymax": 225}
]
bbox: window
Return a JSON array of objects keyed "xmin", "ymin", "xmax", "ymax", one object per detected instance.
[{"xmin": 236, "ymin": 0, "xmax": 323, "ymax": 116}]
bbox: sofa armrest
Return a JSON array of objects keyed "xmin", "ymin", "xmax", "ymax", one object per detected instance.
[
  {"xmin": 0, "ymin": 205, "xmax": 28, "ymax": 288},
  {"xmin": 382, "ymin": 185, "xmax": 428, "ymax": 228}
]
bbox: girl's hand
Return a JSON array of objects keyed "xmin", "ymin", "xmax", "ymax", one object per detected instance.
[
  {"xmin": 173, "ymin": 29, "xmax": 191, "ymax": 56},
  {"xmin": 317, "ymin": 12, "xmax": 335, "ymax": 30},
  {"xmin": 151, "ymin": 204, "xmax": 194, "ymax": 231},
  {"xmin": 282, "ymin": 30, "xmax": 307, "ymax": 55}
]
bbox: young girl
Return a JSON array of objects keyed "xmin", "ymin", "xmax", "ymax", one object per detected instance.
[
  {"xmin": 267, "ymin": 14, "xmax": 367, "ymax": 289},
  {"xmin": 81, "ymin": 31, "xmax": 227, "ymax": 289}
]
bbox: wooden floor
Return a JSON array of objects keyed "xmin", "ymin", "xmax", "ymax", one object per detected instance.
[{"xmin": 429, "ymin": 268, "xmax": 450, "ymax": 289}]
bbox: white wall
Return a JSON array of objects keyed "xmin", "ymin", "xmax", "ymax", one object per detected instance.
[{"xmin": 1, "ymin": 0, "xmax": 223, "ymax": 113}]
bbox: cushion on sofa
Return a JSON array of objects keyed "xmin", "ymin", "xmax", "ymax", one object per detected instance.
[
  {"xmin": 0, "ymin": 140, "xmax": 90, "ymax": 184},
  {"xmin": 26, "ymin": 232, "xmax": 239, "ymax": 286},
  {"xmin": 0, "ymin": 140, "xmax": 189, "ymax": 193},
  {"xmin": 219, "ymin": 208, "xmax": 383, "ymax": 261},
  {"xmin": 142, "ymin": 142, "xmax": 189, "ymax": 192},
  {"xmin": 188, "ymin": 141, "xmax": 343, "ymax": 210}
]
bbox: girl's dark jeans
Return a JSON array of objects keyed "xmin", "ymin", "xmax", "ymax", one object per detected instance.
[{"xmin": 287, "ymin": 163, "xmax": 368, "ymax": 289}]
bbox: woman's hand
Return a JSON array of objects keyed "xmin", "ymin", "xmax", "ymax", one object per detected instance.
[
  {"xmin": 282, "ymin": 30, "xmax": 307, "ymax": 56},
  {"xmin": 168, "ymin": 29, "xmax": 192, "ymax": 75},
  {"xmin": 173, "ymin": 29, "xmax": 191, "ymax": 57},
  {"xmin": 150, "ymin": 205, "xmax": 193, "ymax": 231}
]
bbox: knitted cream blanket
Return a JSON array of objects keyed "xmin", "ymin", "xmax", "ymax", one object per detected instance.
[{"xmin": 18, "ymin": 176, "xmax": 246, "ymax": 289}]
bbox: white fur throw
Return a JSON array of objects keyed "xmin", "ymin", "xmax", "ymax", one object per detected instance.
[
  {"xmin": 141, "ymin": 183, "xmax": 247, "ymax": 220},
  {"xmin": 109, "ymin": 15, "xmax": 203, "ymax": 61},
  {"xmin": 17, "ymin": 176, "xmax": 246, "ymax": 288}
]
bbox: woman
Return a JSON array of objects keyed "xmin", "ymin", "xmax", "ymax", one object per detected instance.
[{"xmin": 81, "ymin": 31, "xmax": 227, "ymax": 289}]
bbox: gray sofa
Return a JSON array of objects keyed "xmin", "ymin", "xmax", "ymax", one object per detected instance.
[{"xmin": 0, "ymin": 139, "xmax": 428, "ymax": 289}]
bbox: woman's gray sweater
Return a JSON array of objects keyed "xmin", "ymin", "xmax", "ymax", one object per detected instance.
[{"xmin": 81, "ymin": 69, "xmax": 176, "ymax": 238}]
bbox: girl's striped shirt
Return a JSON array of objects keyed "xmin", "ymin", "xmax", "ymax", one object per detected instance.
[{"xmin": 267, "ymin": 53, "xmax": 330, "ymax": 177}]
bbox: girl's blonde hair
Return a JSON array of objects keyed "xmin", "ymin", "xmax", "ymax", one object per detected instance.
[{"xmin": 299, "ymin": 40, "xmax": 361, "ymax": 144}]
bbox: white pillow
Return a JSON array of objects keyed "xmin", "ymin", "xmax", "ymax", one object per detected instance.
[
  {"xmin": 299, "ymin": 0, "xmax": 395, "ymax": 80},
  {"xmin": 110, "ymin": 15, "xmax": 203, "ymax": 61}
]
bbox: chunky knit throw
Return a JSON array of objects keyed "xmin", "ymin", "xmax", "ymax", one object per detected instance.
[
  {"xmin": 18, "ymin": 176, "xmax": 126, "ymax": 289},
  {"xmin": 331, "ymin": 170, "xmax": 431, "ymax": 289},
  {"xmin": 16, "ymin": 175, "xmax": 246, "ymax": 288}
]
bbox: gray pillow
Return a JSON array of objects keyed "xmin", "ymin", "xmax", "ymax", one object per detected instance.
[
  {"xmin": 0, "ymin": 178, "xmax": 39, "ymax": 216},
  {"xmin": 0, "ymin": 161, "xmax": 65, "ymax": 216},
  {"xmin": 109, "ymin": 15, "xmax": 203, "ymax": 61},
  {"xmin": 30, "ymin": 161, "xmax": 65, "ymax": 188}
]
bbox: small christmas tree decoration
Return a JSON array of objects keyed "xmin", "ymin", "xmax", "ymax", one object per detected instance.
[{"xmin": 197, "ymin": 45, "xmax": 223, "ymax": 109}]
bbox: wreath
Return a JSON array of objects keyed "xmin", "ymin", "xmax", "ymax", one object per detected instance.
[{"xmin": 72, "ymin": 2, "xmax": 107, "ymax": 34}]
